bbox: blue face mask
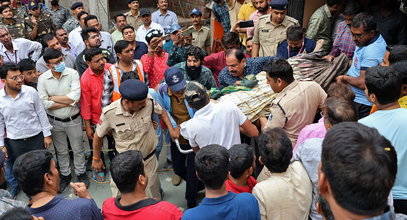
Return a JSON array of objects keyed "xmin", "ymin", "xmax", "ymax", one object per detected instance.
[{"xmin": 54, "ymin": 62, "xmax": 65, "ymax": 72}]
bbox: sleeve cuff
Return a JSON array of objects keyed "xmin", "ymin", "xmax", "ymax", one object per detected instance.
[{"xmin": 43, "ymin": 130, "xmax": 52, "ymax": 137}]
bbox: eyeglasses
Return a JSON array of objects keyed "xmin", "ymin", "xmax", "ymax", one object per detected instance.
[
  {"xmin": 8, "ymin": 74, "xmax": 24, "ymax": 81},
  {"xmin": 351, "ymin": 32, "xmax": 366, "ymax": 38},
  {"xmin": 89, "ymin": 34, "xmax": 101, "ymax": 40},
  {"xmin": 50, "ymin": 58, "xmax": 64, "ymax": 65}
]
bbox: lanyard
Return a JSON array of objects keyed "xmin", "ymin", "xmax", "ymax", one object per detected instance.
[{"xmin": 5, "ymin": 50, "xmax": 17, "ymax": 63}]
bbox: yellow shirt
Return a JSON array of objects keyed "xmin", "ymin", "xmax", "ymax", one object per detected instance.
[{"xmin": 238, "ymin": 2, "xmax": 256, "ymax": 46}]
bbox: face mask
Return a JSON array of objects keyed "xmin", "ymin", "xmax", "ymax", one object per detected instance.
[
  {"xmin": 54, "ymin": 62, "xmax": 65, "ymax": 72},
  {"xmin": 51, "ymin": 0, "xmax": 59, "ymax": 6}
]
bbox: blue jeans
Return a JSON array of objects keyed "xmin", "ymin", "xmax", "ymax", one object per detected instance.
[{"xmin": 5, "ymin": 159, "xmax": 18, "ymax": 198}]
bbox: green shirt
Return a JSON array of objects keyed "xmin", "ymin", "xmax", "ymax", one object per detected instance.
[
  {"xmin": 173, "ymin": 61, "xmax": 218, "ymax": 90},
  {"xmin": 306, "ymin": 4, "xmax": 333, "ymax": 54}
]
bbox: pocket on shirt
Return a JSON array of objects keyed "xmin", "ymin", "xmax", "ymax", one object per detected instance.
[{"xmin": 116, "ymin": 124, "xmax": 135, "ymax": 140}]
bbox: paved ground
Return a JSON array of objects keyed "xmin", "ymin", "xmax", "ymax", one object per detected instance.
[{"xmin": 15, "ymin": 136, "xmax": 190, "ymax": 210}]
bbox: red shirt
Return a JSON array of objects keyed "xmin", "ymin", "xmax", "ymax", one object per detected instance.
[
  {"xmin": 225, "ymin": 176, "xmax": 257, "ymax": 194},
  {"xmin": 203, "ymin": 51, "xmax": 250, "ymax": 87},
  {"xmin": 80, "ymin": 63, "xmax": 112, "ymax": 125},
  {"xmin": 102, "ymin": 197, "xmax": 182, "ymax": 220},
  {"xmin": 141, "ymin": 52, "xmax": 169, "ymax": 89}
]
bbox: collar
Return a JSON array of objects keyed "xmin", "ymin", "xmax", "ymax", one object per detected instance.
[
  {"xmin": 44, "ymin": 69, "xmax": 69, "ymax": 79},
  {"xmin": 366, "ymin": 33, "xmax": 380, "ymax": 46},
  {"xmin": 115, "ymin": 99, "xmax": 131, "ymax": 116},
  {"xmin": 158, "ymin": 10, "xmax": 169, "ymax": 16},
  {"xmin": 168, "ymin": 87, "xmax": 185, "ymax": 99},
  {"xmin": 266, "ymin": 15, "xmax": 291, "ymax": 27},
  {"xmin": 363, "ymin": 206, "xmax": 395, "ymax": 220},
  {"xmin": 201, "ymin": 192, "xmax": 236, "ymax": 205},
  {"xmin": 195, "ymin": 101, "xmax": 214, "ymax": 115},
  {"xmin": 1, "ymin": 84, "xmax": 27, "ymax": 99},
  {"xmin": 125, "ymin": 10, "xmax": 140, "ymax": 18},
  {"xmin": 1, "ymin": 39, "xmax": 18, "ymax": 53},
  {"xmin": 275, "ymin": 80, "xmax": 299, "ymax": 99},
  {"xmin": 1, "ymin": 17, "xmax": 16, "ymax": 25},
  {"xmin": 114, "ymin": 197, "xmax": 159, "ymax": 211},
  {"xmin": 323, "ymin": 4, "xmax": 332, "ymax": 18}
]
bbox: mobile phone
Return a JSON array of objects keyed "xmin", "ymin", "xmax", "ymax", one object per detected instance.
[
  {"xmin": 239, "ymin": 20, "xmax": 254, "ymax": 28},
  {"xmin": 182, "ymin": 26, "xmax": 195, "ymax": 36}
]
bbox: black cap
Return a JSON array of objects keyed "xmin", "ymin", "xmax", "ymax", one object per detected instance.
[
  {"xmin": 269, "ymin": 0, "xmax": 288, "ymax": 10},
  {"xmin": 164, "ymin": 67, "xmax": 187, "ymax": 92},
  {"xmin": 71, "ymin": 2, "xmax": 83, "ymax": 10},
  {"xmin": 139, "ymin": 8, "xmax": 151, "ymax": 16},
  {"xmin": 119, "ymin": 79, "xmax": 148, "ymax": 101}
]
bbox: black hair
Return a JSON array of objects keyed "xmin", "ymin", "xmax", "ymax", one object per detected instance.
[
  {"xmin": 43, "ymin": 48, "xmax": 63, "ymax": 64},
  {"xmin": 84, "ymin": 14, "xmax": 98, "ymax": 27},
  {"xmin": 121, "ymin": 71, "xmax": 140, "ymax": 82},
  {"xmin": 0, "ymin": 4, "xmax": 10, "ymax": 14},
  {"xmin": 392, "ymin": 60, "xmax": 407, "ymax": 85},
  {"xmin": 55, "ymin": 27, "xmax": 65, "ymax": 33},
  {"xmin": 42, "ymin": 33, "xmax": 56, "ymax": 48},
  {"xmin": 351, "ymin": 12, "xmax": 376, "ymax": 33},
  {"xmin": 18, "ymin": 58, "xmax": 35, "ymax": 72},
  {"xmin": 228, "ymin": 144, "xmax": 254, "ymax": 179},
  {"xmin": 77, "ymin": 11, "xmax": 88, "ymax": 20},
  {"xmin": 121, "ymin": 25, "xmax": 134, "ymax": 35},
  {"xmin": 258, "ymin": 128, "xmax": 292, "ymax": 173},
  {"xmin": 225, "ymin": 48, "xmax": 246, "ymax": 62},
  {"xmin": 324, "ymin": 97, "xmax": 357, "ymax": 125},
  {"xmin": 246, "ymin": 37, "xmax": 253, "ymax": 44},
  {"xmin": 81, "ymin": 27, "xmax": 99, "ymax": 42},
  {"xmin": 263, "ymin": 57, "xmax": 294, "ymax": 83},
  {"xmin": 110, "ymin": 150, "xmax": 145, "ymax": 194},
  {"xmin": 0, "ymin": 62, "xmax": 19, "ymax": 79},
  {"xmin": 195, "ymin": 144, "xmax": 229, "ymax": 190},
  {"xmin": 365, "ymin": 66, "xmax": 402, "ymax": 105},
  {"xmin": 186, "ymin": 46, "xmax": 205, "ymax": 61},
  {"xmin": 221, "ymin": 32, "xmax": 241, "ymax": 48},
  {"xmin": 321, "ymin": 122, "xmax": 397, "ymax": 215},
  {"xmin": 114, "ymin": 40, "xmax": 132, "ymax": 54},
  {"xmin": 84, "ymin": 48, "xmax": 103, "ymax": 62},
  {"xmin": 114, "ymin": 13, "xmax": 126, "ymax": 22},
  {"xmin": 13, "ymin": 150, "xmax": 54, "ymax": 197},
  {"xmin": 317, "ymin": 196, "xmax": 335, "ymax": 220},
  {"xmin": 286, "ymin": 25, "xmax": 304, "ymax": 42},
  {"xmin": 327, "ymin": 82, "xmax": 355, "ymax": 102},
  {"xmin": 387, "ymin": 45, "xmax": 407, "ymax": 65},
  {"xmin": 342, "ymin": 1, "xmax": 361, "ymax": 16},
  {"xmin": 327, "ymin": 0, "xmax": 343, "ymax": 7},
  {"xmin": 187, "ymin": 92, "xmax": 209, "ymax": 110},
  {"xmin": 0, "ymin": 207, "xmax": 34, "ymax": 220}
]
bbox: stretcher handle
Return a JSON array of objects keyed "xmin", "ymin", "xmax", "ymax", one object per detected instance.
[{"xmin": 175, "ymin": 139, "xmax": 194, "ymax": 154}]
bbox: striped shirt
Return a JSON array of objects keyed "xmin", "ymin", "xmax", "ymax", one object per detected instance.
[{"xmin": 329, "ymin": 21, "xmax": 356, "ymax": 60}]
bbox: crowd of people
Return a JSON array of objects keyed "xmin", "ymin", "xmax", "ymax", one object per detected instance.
[{"xmin": 0, "ymin": 0, "xmax": 406, "ymax": 219}]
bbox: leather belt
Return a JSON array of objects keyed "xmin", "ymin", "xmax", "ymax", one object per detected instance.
[
  {"xmin": 143, "ymin": 149, "xmax": 156, "ymax": 161},
  {"xmin": 47, "ymin": 113, "xmax": 80, "ymax": 122}
]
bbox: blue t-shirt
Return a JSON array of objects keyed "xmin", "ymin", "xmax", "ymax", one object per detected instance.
[
  {"xmin": 359, "ymin": 108, "xmax": 407, "ymax": 200},
  {"xmin": 28, "ymin": 195, "xmax": 103, "ymax": 220},
  {"xmin": 347, "ymin": 34, "xmax": 387, "ymax": 106},
  {"xmin": 182, "ymin": 192, "xmax": 260, "ymax": 220},
  {"xmin": 134, "ymin": 41, "xmax": 148, "ymax": 60}
]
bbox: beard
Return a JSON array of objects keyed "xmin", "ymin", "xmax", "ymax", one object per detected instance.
[
  {"xmin": 257, "ymin": 5, "xmax": 268, "ymax": 13},
  {"xmin": 186, "ymin": 64, "xmax": 202, "ymax": 80}
]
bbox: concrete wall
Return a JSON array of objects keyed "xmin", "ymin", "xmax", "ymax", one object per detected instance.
[{"xmin": 303, "ymin": 0, "xmax": 325, "ymax": 27}]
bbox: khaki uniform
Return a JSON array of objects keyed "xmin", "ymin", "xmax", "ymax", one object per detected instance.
[
  {"xmin": 25, "ymin": 12, "xmax": 55, "ymax": 42},
  {"xmin": 95, "ymin": 95, "xmax": 162, "ymax": 199},
  {"xmin": 265, "ymin": 80, "xmax": 327, "ymax": 146},
  {"xmin": 0, "ymin": 17, "xmax": 27, "ymax": 39},
  {"xmin": 191, "ymin": 26, "xmax": 210, "ymax": 51},
  {"xmin": 253, "ymin": 14, "xmax": 298, "ymax": 57},
  {"xmin": 124, "ymin": 10, "xmax": 143, "ymax": 31}
]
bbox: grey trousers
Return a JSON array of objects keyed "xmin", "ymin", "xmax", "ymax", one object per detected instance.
[{"xmin": 49, "ymin": 115, "xmax": 86, "ymax": 176}]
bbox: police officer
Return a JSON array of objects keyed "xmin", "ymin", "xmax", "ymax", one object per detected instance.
[
  {"xmin": 25, "ymin": 1, "xmax": 54, "ymax": 42},
  {"xmin": 252, "ymin": 0, "xmax": 298, "ymax": 57},
  {"xmin": 92, "ymin": 79, "xmax": 178, "ymax": 199},
  {"xmin": 49, "ymin": 0, "xmax": 72, "ymax": 28},
  {"xmin": 0, "ymin": 4, "xmax": 27, "ymax": 38},
  {"xmin": 62, "ymin": 2, "xmax": 84, "ymax": 33}
]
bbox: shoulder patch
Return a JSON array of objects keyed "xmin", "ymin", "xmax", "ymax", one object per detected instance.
[
  {"xmin": 286, "ymin": 16, "xmax": 299, "ymax": 24},
  {"xmin": 259, "ymin": 14, "xmax": 270, "ymax": 20},
  {"xmin": 102, "ymin": 104, "xmax": 116, "ymax": 114}
]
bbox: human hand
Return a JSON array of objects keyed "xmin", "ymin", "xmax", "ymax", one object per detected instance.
[
  {"xmin": 92, "ymin": 159, "xmax": 105, "ymax": 173},
  {"xmin": 323, "ymin": 55, "xmax": 335, "ymax": 62},
  {"xmin": 44, "ymin": 136, "xmax": 52, "ymax": 149},
  {"xmin": 31, "ymin": 16, "xmax": 38, "ymax": 26},
  {"xmin": 86, "ymin": 128, "xmax": 94, "ymax": 140},
  {"xmin": 169, "ymin": 127, "xmax": 180, "ymax": 140},
  {"xmin": 70, "ymin": 182, "xmax": 91, "ymax": 199},
  {"xmin": 336, "ymin": 75, "xmax": 347, "ymax": 83}
]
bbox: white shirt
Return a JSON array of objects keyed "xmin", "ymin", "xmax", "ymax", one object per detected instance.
[
  {"xmin": 68, "ymin": 27, "xmax": 115, "ymax": 57},
  {"xmin": 0, "ymin": 85, "xmax": 52, "ymax": 145},
  {"xmin": 136, "ymin": 22, "xmax": 164, "ymax": 44},
  {"xmin": 0, "ymin": 38, "xmax": 42, "ymax": 63},
  {"xmin": 37, "ymin": 67, "xmax": 81, "ymax": 119},
  {"xmin": 180, "ymin": 101, "xmax": 247, "ymax": 149}
]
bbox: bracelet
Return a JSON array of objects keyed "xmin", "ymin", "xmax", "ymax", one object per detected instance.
[{"xmin": 92, "ymin": 157, "xmax": 101, "ymax": 161}]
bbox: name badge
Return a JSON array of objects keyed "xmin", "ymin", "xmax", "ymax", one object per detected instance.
[
  {"xmin": 261, "ymin": 30, "xmax": 269, "ymax": 33},
  {"xmin": 116, "ymin": 123, "xmax": 125, "ymax": 127}
]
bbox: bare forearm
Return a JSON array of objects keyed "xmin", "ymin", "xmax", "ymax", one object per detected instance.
[
  {"xmin": 48, "ymin": 103, "xmax": 70, "ymax": 110},
  {"xmin": 29, "ymin": 25, "xmax": 38, "ymax": 40},
  {"xmin": 50, "ymin": 95, "xmax": 75, "ymax": 104},
  {"xmin": 344, "ymin": 75, "xmax": 365, "ymax": 90},
  {"xmin": 252, "ymin": 44, "xmax": 259, "ymax": 57},
  {"xmin": 92, "ymin": 134, "xmax": 103, "ymax": 159}
]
